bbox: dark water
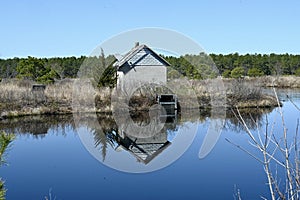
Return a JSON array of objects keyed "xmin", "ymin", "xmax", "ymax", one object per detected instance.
[{"xmin": 0, "ymin": 89, "xmax": 299, "ymax": 200}]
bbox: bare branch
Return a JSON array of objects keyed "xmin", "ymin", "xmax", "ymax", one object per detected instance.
[
  {"xmin": 265, "ymin": 116, "xmax": 269, "ymax": 148},
  {"xmin": 230, "ymin": 88, "xmax": 299, "ymax": 199},
  {"xmin": 273, "ymin": 88, "xmax": 295, "ymax": 200},
  {"xmin": 225, "ymin": 138, "xmax": 263, "ymax": 164},
  {"xmin": 263, "ymin": 150, "xmax": 276, "ymax": 200},
  {"xmin": 260, "ymin": 196, "xmax": 268, "ymax": 200},
  {"xmin": 236, "ymin": 107, "xmax": 262, "ymax": 150},
  {"xmin": 233, "ymin": 184, "xmax": 242, "ymax": 200},
  {"xmin": 267, "ymin": 143, "xmax": 285, "ymax": 168},
  {"xmin": 295, "ymin": 119, "xmax": 300, "ymax": 198},
  {"xmin": 286, "ymin": 94, "xmax": 300, "ymax": 112},
  {"xmin": 273, "ymin": 165, "xmax": 285, "ymax": 200}
]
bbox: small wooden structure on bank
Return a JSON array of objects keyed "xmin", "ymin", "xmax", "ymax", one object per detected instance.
[
  {"xmin": 157, "ymin": 94, "xmax": 178, "ymax": 119},
  {"xmin": 157, "ymin": 94, "xmax": 178, "ymax": 109},
  {"xmin": 113, "ymin": 43, "xmax": 170, "ymax": 91},
  {"xmin": 32, "ymin": 84, "xmax": 46, "ymax": 92}
]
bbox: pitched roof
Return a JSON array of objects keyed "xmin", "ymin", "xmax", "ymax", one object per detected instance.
[
  {"xmin": 117, "ymin": 138, "xmax": 171, "ymax": 165},
  {"xmin": 113, "ymin": 44, "xmax": 170, "ymax": 68}
]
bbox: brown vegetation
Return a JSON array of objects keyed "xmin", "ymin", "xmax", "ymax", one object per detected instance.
[
  {"xmin": 228, "ymin": 75, "xmax": 300, "ymax": 88},
  {"xmin": 0, "ymin": 79, "xmax": 112, "ymax": 118},
  {"xmin": 192, "ymin": 78, "xmax": 279, "ymax": 108},
  {"xmin": 0, "ymin": 77, "xmax": 286, "ymax": 119}
]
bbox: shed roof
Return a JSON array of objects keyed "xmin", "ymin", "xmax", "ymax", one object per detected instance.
[
  {"xmin": 113, "ymin": 44, "xmax": 170, "ymax": 68},
  {"xmin": 117, "ymin": 138, "xmax": 171, "ymax": 164}
]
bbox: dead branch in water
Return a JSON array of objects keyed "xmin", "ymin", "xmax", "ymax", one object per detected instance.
[{"xmin": 226, "ymin": 88, "xmax": 299, "ymax": 199}]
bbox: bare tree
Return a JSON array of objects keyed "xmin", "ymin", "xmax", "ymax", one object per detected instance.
[{"xmin": 227, "ymin": 88, "xmax": 299, "ymax": 200}]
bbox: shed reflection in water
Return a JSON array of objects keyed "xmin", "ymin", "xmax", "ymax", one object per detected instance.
[
  {"xmin": 93, "ymin": 112, "xmax": 177, "ymax": 165},
  {"xmin": 76, "ymin": 109, "xmax": 191, "ymax": 173}
]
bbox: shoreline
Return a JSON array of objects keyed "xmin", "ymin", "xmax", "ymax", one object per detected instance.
[
  {"xmin": 0, "ymin": 76, "xmax": 295, "ymax": 120},
  {"xmin": 0, "ymin": 93, "xmax": 279, "ymax": 120}
]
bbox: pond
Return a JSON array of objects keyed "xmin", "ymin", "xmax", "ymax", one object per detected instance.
[{"xmin": 0, "ymin": 89, "xmax": 299, "ymax": 200}]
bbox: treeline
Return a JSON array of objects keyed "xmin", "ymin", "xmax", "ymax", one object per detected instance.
[
  {"xmin": 210, "ymin": 53, "xmax": 300, "ymax": 78},
  {"xmin": 0, "ymin": 56, "xmax": 85, "ymax": 81},
  {"xmin": 164, "ymin": 53, "xmax": 300, "ymax": 79},
  {"xmin": 0, "ymin": 55, "xmax": 117, "ymax": 86},
  {"xmin": 0, "ymin": 53, "xmax": 300, "ymax": 84}
]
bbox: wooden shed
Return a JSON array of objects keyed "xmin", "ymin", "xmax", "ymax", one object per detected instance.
[{"xmin": 113, "ymin": 43, "xmax": 170, "ymax": 92}]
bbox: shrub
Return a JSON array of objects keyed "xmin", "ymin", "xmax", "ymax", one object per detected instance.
[
  {"xmin": 229, "ymin": 79, "xmax": 262, "ymax": 104},
  {"xmin": 247, "ymin": 67, "xmax": 264, "ymax": 77},
  {"xmin": 295, "ymin": 68, "xmax": 300, "ymax": 76},
  {"xmin": 231, "ymin": 67, "xmax": 245, "ymax": 78},
  {"xmin": 16, "ymin": 57, "xmax": 59, "ymax": 84},
  {"xmin": 222, "ymin": 69, "xmax": 231, "ymax": 78}
]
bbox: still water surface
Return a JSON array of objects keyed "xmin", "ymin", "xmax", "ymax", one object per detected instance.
[{"xmin": 0, "ymin": 89, "xmax": 299, "ymax": 199}]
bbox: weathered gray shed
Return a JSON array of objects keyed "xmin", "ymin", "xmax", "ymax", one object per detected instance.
[{"xmin": 113, "ymin": 43, "xmax": 170, "ymax": 92}]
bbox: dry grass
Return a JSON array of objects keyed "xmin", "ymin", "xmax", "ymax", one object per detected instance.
[
  {"xmin": 0, "ymin": 79, "xmax": 112, "ymax": 117},
  {"xmin": 191, "ymin": 78, "xmax": 278, "ymax": 108},
  {"xmin": 0, "ymin": 80, "xmax": 34, "ymax": 103},
  {"xmin": 0, "ymin": 77, "xmax": 285, "ymax": 118},
  {"xmin": 242, "ymin": 76, "xmax": 300, "ymax": 88}
]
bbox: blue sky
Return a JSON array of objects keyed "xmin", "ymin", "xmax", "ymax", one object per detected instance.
[{"xmin": 0, "ymin": 0, "xmax": 299, "ymax": 58}]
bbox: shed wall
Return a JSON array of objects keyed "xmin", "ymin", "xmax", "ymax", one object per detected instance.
[{"xmin": 117, "ymin": 65, "xmax": 166, "ymax": 93}]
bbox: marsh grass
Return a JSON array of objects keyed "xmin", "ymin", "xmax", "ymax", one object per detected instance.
[
  {"xmin": 0, "ymin": 78, "xmax": 282, "ymax": 118},
  {"xmin": 191, "ymin": 78, "xmax": 278, "ymax": 108},
  {"xmin": 0, "ymin": 79, "xmax": 112, "ymax": 116},
  {"xmin": 261, "ymin": 76, "xmax": 300, "ymax": 88}
]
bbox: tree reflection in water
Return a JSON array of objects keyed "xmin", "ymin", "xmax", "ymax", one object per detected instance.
[
  {"xmin": 90, "ymin": 108, "xmax": 275, "ymax": 164},
  {"xmin": 91, "ymin": 115, "xmax": 117, "ymax": 162},
  {"xmin": 0, "ymin": 115, "xmax": 75, "ymax": 138},
  {"xmin": 0, "ymin": 107, "xmax": 275, "ymax": 165},
  {"xmin": 224, "ymin": 107, "xmax": 275, "ymax": 133}
]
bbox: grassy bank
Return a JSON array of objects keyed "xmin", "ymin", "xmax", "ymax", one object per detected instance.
[
  {"xmin": 0, "ymin": 79, "xmax": 111, "ymax": 118},
  {"xmin": 0, "ymin": 77, "xmax": 288, "ymax": 119},
  {"xmin": 191, "ymin": 78, "xmax": 279, "ymax": 108},
  {"xmin": 223, "ymin": 75, "xmax": 300, "ymax": 88}
]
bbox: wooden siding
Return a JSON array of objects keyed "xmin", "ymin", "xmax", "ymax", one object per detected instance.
[{"xmin": 117, "ymin": 65, "xmax": 166, "ymax": 93}]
